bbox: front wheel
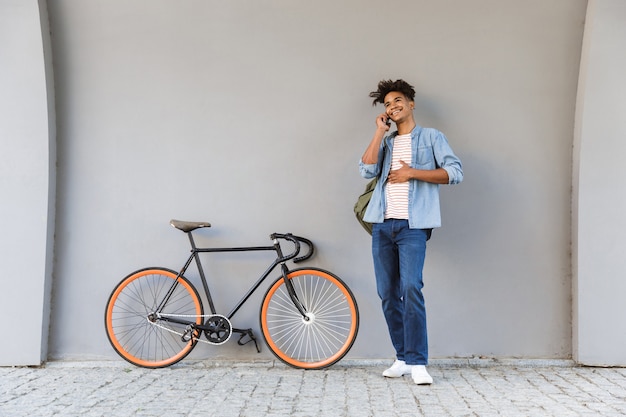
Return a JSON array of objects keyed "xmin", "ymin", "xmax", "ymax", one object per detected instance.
[
  {"xmin": 260, "ymin": 268, "xmax": 359, "ymax": 369},
  {"xmin": 104, "ymin": 267, "xmax": 203, "ymax": 368}
]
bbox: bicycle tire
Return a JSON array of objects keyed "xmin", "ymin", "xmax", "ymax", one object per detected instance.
[
  {"xmin": 104, "ymin": 267, "xmax": 203, "ymax": 368},
  {"xmin": 260, "ymin": 268, "xmax": 359, "ymax": 369}
]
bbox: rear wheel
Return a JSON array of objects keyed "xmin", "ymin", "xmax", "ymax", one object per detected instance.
[
  {"xmin": 260, "ymin": 268, "xmax": 359, "ymax": 369},
  {"xmin": 104, "ymin": 268, "xmax": 203, "ymax": 368}
]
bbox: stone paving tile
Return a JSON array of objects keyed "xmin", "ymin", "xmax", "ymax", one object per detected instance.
[{"xmin": 1, "ymin": 361, "xmax": 625, "ymax": 416}]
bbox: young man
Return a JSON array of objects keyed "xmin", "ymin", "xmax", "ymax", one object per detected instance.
[{"xmin": 359, "ymin": 79, "xmax": 463, "ymax": 384}]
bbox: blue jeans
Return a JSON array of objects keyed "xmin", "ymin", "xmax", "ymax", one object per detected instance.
[{"xmin": 372, "ymin": 219, "xmax": 430, "ymax": 365}]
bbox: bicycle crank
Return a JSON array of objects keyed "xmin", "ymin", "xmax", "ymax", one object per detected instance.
[{"xmin": 203, "ymin": 314, "xmax": 232, "ymax": 345}]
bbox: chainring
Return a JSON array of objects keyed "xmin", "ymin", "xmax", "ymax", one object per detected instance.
[{"xmin": 204, "ymin": 314, "xmax": 232, "ymax": 345}]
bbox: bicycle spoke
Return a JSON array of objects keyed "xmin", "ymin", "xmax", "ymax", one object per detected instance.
[
  {"xmin": 105, "ymin": 269, "xmax": 203, "ymax": 368},
  {"xmin": 261, "ymin": 269, "xmax": 359, "ymax": 369}
]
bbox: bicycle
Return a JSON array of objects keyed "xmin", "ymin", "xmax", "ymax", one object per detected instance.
[{"xmin": 104, "ymin": 220, "xmax": 359, "ymax": 370}]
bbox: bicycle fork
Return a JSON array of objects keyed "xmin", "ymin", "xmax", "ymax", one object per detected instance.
[
  {"xmin": 279, "ymin": 262, "xmax": 309, "ymax": 320},
  {"xmin": 267, "ymin": 235, "xmax": 308, "ymax": 320}
]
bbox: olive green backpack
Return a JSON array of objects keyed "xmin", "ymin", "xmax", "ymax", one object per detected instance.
[{"xmin": 353, "ymin": 177, "xmax": 377, "ymax": 235}]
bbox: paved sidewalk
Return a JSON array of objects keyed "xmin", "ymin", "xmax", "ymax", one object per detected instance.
[{"xmin": 1, "ymin": 360, "xmax": 626, "ymax": 417}]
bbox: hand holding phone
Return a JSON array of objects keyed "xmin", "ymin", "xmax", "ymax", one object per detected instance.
[{"xmin": 377, "ymin": 113, "xmax": 391, "ymax": 130}]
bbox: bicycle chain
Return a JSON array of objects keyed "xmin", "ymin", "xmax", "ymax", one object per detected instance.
[{"xmin": 146, "ymin": 313, "xmax": 232, "ymax": 345}]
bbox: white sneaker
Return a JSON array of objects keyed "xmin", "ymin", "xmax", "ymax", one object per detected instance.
[
  {"xmin": 411, "ymin": 365, "xmax": 433, "ymax": 385},
  {"xmin": 382, "ymin": 360, "xmax": 412, "ymax": 378}
]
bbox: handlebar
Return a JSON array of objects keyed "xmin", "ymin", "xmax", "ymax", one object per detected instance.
[{"xmin": 270, "ymin": 233, "xmax": 315, "ymax": 263}]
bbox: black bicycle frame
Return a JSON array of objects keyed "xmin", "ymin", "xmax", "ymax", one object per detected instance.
[{"xmin": 155, "ymin": 231, "xmax": 308, "ymax": 328}]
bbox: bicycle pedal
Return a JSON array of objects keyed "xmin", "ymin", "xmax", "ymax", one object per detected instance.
[
  {"xmin": 181, "ymin": 325, "xmax": 195, "ymax": 343},
  {"xmin": 237, "ymin": 329, "xmax": 261, "ymax": 353}
]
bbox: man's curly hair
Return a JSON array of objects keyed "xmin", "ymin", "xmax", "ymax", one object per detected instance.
[{"xmin": 369, "ymin": 79, "xmax": 416, "ymax": 106}]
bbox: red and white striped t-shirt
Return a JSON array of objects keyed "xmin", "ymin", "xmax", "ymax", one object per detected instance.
[{"xmin": 385, "ymin": 134, "xmax": 412, "ymax": 219}]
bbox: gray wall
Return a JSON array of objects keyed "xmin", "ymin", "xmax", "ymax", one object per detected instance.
[
  {"xmin": 13, "ymin": 0, "xmax": 626, "ymax": 366},
  {"xmin": 573, "ymin": 0, "xmax": 626, "ymax": 366},
  {"xmin": 0, "ymin": 0, "xmax": 55, "ymax": 366},
  {"xmin": 44, "ymin": 0, "xmax": 585, "ymax": 362}
]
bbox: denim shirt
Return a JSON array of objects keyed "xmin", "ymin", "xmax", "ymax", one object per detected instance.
[{"xmin": 358, "ymin": 125, "xmax": 463, "ymax": 229}]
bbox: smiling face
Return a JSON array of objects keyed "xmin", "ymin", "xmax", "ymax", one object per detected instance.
[{"xmin": 383, "ymin": 91, "xmax": 414, "ymax": 123}]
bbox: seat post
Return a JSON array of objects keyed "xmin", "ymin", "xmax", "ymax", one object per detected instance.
[
  {"xmin": 186, "ymin": 230, "xmax": 217, "ymax": 314},
  {"xmin": 187, "ymin": 231, "xmax": 198, "ymax": 250}
]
